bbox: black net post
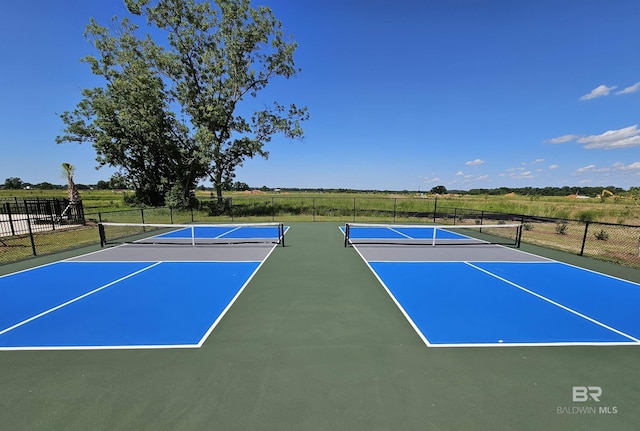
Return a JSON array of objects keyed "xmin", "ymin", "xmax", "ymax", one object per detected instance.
[{"xmin": 344, "ymin": 223, "xmax": 350, "ymax": 247}]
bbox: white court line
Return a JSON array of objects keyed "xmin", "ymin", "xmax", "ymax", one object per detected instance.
[
  {"xmin": 195, "ymin": 241, "xmax": 281, "ymax": 347},
  {"xmin": 349, "ymin": 241, "xmax": 434, "ymax": 347},
  {"xmin": 342, "ymin": 224, "xmax": 640, "ymax": 347},
  {"xmin": 387, "ymin": 227, "xmax": 413, "ymax": 239},
  {"xmin": 464, "ymin": 262, "xmax": 640, "ymax": 344},
  {"xmin": 0, "ymin": 262, "xmax": 162, "ymax": 337},
  {"xmin": 216, "ymin": 226, "xmax": 242, "ymax": 238}
]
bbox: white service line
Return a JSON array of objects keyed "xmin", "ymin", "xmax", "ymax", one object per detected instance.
[
  {"xmin": 464, "ymin": 261, "xmax": 640, "ymax": 343},
  {"xmin": 0, "ymin": 261, "xmax": 162, "ymax": 336}
]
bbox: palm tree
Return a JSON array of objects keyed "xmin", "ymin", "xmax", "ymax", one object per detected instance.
[{"xmin": 61, "ymin": 162, "xmax": 81, "ymax": 204}]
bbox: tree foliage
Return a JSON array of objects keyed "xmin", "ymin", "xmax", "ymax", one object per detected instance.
[
  {"xmin": 3, "ymin": 177, "xmax": 24, "ymax": 189},
  {"xmin": 430, "ymin": 185, "xmax": 447, "ymax": 195},
  {"xmin": 57, "ymin": 0, "xmax": 307, "ymax": 206}
]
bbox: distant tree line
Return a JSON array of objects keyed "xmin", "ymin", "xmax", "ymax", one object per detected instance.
[
  {"xmin": 458, "ymin": 186, "xmax": 628, "ymax": 197},
  {"xmin": 2, "ymin": 177, "xmax": 636, "ymax": 199}
]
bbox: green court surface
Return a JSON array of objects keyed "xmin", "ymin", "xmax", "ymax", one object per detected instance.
[{"xmin": 1, "ymin": 222, "xmax": 640, "ymax": 430}]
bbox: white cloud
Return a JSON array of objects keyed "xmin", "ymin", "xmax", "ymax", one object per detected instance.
[
  {"xmin": 548, "ymin": 164, "xmax": 559, "ymax": 169},
  {"xmin": 575, "ymin": 164, "xmax": 610, "ymax": 174},
  {"xmin": 576, "ymin": 164, "xmax": 596, "ymax": 173},
  {"xmin": 580, "ymin": 84, "xmax": 617, "ymax": 100},
  {"xmin": 509, "ymin": 170, "xmax": 535, "ymax": 179},
  {"xmin": 465, "ymin": 159, "xmax": 484, "ymax": 166},
  {"xmin": 476, "ymin": 175, "xmax": 489, "ymax": 181},
  {"xmin": 577, "ymin": 125, "xmax": 640, "ymax": 149},
  {"xmin": 455, "ymin": 171, "xmax": 464, "ymax": 176},
  {"xmin": 544, "ymin": 134, "xmax": 580, "ymax": 144},
  {"xmin": 533, "ymin": 158, "xmax": 544, "ymax": 163},
  {"xmin": 616, "ymin": 81, "xmax": 640, "ymax": 95},
  {"xmin": 613, "ymin": 161, "xmax": 640, "ymax": 170}
]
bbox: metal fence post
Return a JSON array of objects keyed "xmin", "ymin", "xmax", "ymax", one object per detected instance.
[
  {"xmin": 6, "ymin": 203, "xmax": 16, "ymax": 236},
  {"xmin": 580, "ymin": 221, "xmax": 590, "ymax": 256},
  {"xmin": 393, "ymin": 198, "xmax": 397, "ymax": 223},
  {"xmin": 433, "ymin": 196, "xmax": 438, "ymax": 223},
  {"xmin": 25, "ymin": 203, "xmax": 37, "ymax": 256},
  {"xmin": 353, "ymin": 197, "xmax": 356, "ymax": 222}
]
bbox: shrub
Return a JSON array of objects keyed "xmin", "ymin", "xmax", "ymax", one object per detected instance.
[
  {"xmin": 577, "ymin": 210, "xmax": 596, "ymax": 223},
  {"xmin": 555, "ymin": 222, "xmax": 568, "ymax": 235},
  {"xmin": 594, "ymin": 229, "xmax": 609, "ymax": 241}
]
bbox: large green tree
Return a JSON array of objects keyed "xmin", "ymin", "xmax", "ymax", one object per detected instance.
[
  {"xmin": 57, "ymin": 17, "xmax": 206, "ymax": 206},
  {"xmin": 127, "ymin": 0, "xmax": 308, "ymax": 200},
  {"xmin": 58, "ymin": 0, "xmax": 307, "ymax": 205}
]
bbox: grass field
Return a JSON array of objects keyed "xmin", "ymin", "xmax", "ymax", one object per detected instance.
[
  {"xmin": 1, "ymin": 189, "xmax": 638, "ymax": 224},
  {"xmin": 2, "ymin": 189, "xmax": 640, "ymax": 268}
]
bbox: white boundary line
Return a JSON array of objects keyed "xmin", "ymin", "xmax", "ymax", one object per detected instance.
[
  {"xmin": 0, "ymin": 262, "xmax": 162, "ymax": 337},
  {"xmin": 0, "ymin": 254, "xmax": 274, "ymax": 351},
  {"xmin": 464, "ymin": 262, "xmax": 640, "ymax": 344},
  {"xmin": 195, "ymin": 242, "xmax": 280, "ymax": 347},
  {"xmin": 348, "ymin": 241, "xmax": 433, "ymax": 347},
  {"xmin": 342, "ymin": 225, "xmax": 640, "ymax": 348},
  {"xmin": 0, "ymin": 226, "xmax": 288, "ymax": 351}
]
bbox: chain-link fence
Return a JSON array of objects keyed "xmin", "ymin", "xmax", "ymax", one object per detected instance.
[
  {"xmin": 0, "ymin": 198, "xmax": 88, "ymax": 264},
  {"xmin": 1, "ymin": 195, "xmax": 639, "ymax": 269}
]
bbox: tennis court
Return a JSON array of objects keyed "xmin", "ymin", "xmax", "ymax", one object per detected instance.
[
  {"xmin": 1, "ymin": 222, "xmax": 639, "ymax": 430},
  {"xmin": 0, "ymin": 223, "xmax": 286, "ymax": 350},
  {"xmin": 343, "ymin": 223, "xmax": 640, "ymax": 348}
]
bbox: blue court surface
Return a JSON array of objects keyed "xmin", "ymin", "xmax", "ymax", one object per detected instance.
[
  {"xmin": 0, "ymin": 224, "xmax": 285, "ymax": 350},
  {"xmin": 346, "ymin": 224, "xmax": 640, "ymax": 347}
]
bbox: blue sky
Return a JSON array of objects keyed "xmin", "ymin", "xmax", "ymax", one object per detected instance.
[{"xmin": 1, "ymin": 0, "xmax": 640, "ymax": 191}]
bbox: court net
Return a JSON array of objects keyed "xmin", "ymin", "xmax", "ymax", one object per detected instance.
[
  {"xmin": 98, "ymin": 222, "xmax": 286, "ymax": 247},
  {"xmin": 344, "ymin": 222, "xmax": 522, "ymax": 247}
]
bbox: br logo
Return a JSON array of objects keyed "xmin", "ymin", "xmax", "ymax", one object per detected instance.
[{"xmin": 572, "ymin": 386, "xmax": 602, "ymax": 402}]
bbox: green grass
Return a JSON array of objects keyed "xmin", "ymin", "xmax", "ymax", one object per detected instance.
[
  {"xmin": 2, "ymin": 190, "xmax": 640, "ymax": 267},
  {"xmin": 2, "ymin": 189, "xmax": 637, "ymax": 224}
]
